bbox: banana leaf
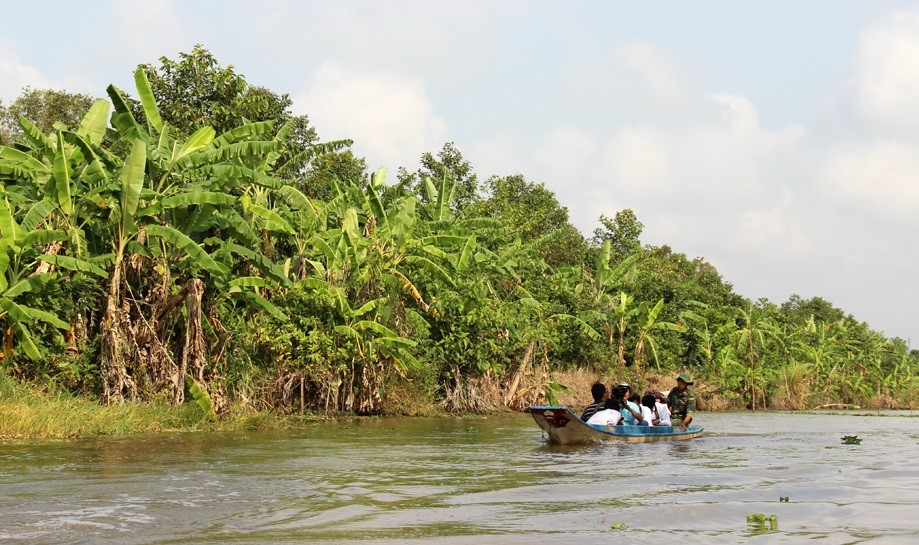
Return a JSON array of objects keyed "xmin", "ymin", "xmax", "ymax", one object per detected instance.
[
  {"xmin": 145, "ymin": 224, "xmax": 224, "ymax": 275},
  {"xmin": 76, "ymin": 99, "xmax": 111, "ymax": 145},
  {"xmin": 19, "ymin": 200, "xmax": 58, "ymax": 234},
  {"xmin": 134, "ymin": 68, "xmax": 163, "ymax": 133},
  {"xmin": 52, "ymin": 131, "xmax": 73, "ymax": 215},
  {"xmin": 236, "ymin": 289, "xmax": 288, "ymax": 321},
  {"xmin": 185, "ymin": 374, "xmax": 217, "ymax": 420},
  {"xmin": 38, "ymin": 255, "xmax": 108, "ymax": 277}
]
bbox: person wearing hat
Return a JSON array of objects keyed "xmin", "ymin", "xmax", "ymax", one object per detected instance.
[
  {"xmin": 614, "ymin": 383, "xmax": 644, "ymax": 425},
  {"xmin": 667, "ymin": 373, "xmax": 696, "ymax": 428}
]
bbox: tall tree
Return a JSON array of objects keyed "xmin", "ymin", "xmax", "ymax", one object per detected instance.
[
  {"xmin": 398, "ymin": 142, "xmax": 479, "ymax": 211},
  {"xmin": 469, "ymin": 173, "xmax": 586, "ymax": 267},
  {"xmin": 300, "ymin": 149, "xmax": 368, "ymax": 200},
  {"xmin": 0, "ymin": 88, "xmax": 95, "ymax": 145},
  {"xmin": 136, "ymin": 45, "xmax": 353, "ymax": 186},
  {"xmin": 137, "ymin": 46, "xmax": 297, "ymax": 135},
  {"xmin": 591, "ymin": 209, "xmax": 644, "ymax": 260},
  {"xmin": 475, "ymin": 174, "xmax": 567, "ymax": 236}
]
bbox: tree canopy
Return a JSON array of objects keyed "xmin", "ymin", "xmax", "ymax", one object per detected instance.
[{"xmin": 0, "ymin": 87, "xmax": 95, "ymax": 145}]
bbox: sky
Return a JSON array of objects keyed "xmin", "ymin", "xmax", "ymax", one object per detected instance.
[{"xmin": 1, "ymin": 1, "xmax": 917, "ymax": 344}]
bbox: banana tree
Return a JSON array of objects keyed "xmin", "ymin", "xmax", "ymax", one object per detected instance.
[
  {"xmin": 731, "ymin": 304, "xmax": 778, "ymax": 411},
  {"xmin": 632, "ymin": 298, "xmax": 686, "ymax": 371},
  {"xmin": 268, "ymin": 170, "xmax": 465, "ymax": 413},
  {"xmin": 0, "ymin": 275, "xmax": 70, "ymax": 362},
  {"xmin": 791, "ymin": 318, "xmax": 849, "ymax": 397},
  {"xmin": 574, "ymin": 240, "xmax": 641, "ymax": 367},
  {"xmin": 0, "ymin": 195, "xmax": 102, "ymax": 363},
  {"xmin": 94, "ymin": 71, "xmax": 304, "ymax": 404},
  {"xmin": 677, "ymin": 301, "xmax": 732, "ymax": 362}
]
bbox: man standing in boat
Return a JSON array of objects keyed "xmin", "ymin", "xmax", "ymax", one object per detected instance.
[{"xmin": 668, "ymin": 373, "xmax": 696, "ymax": 429}]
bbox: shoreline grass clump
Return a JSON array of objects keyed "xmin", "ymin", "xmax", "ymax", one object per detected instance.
[{"xmin": 0, "ymin": 372, "xmax": 308, "ymax": 440}]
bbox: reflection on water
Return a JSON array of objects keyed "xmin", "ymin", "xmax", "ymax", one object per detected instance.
[{"xmin": 0, "ymin": 411, "xmax": 917, "ymax": 544}]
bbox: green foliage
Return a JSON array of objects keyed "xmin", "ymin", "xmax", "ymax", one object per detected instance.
[
  {"xmin": 543, "ymin": 380, "xmax": 570, "ymax": 405},
  {"xmin": 746, "ymin": 513, "xmax": 779, "ymax": 534},
  {"xmin": 136, "ymin": 45, "xmax": 324, "ymax": 179},
  {"xmin": 841, "ymin": 435, "xmax": 862, "ymax": 445},
  {"xmin": 0, "ymin": 88, "xmax": 95, "ymax": 145},
  {"xmin": 591, "ymin": 209, "xmax": 643, "ymax": 258},
  {"xmin": 0, "ymin": 45, "xmax": 915, "ymax": 420},
  {"xmin": 398, "ymin": 142, "xmax": 479, "ymax": 210},
  {"xmin": 186, "ymin": 374, "xmax": 217, "ymax": 421}
]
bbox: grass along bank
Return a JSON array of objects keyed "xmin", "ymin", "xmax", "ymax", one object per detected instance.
[
  {"xmin": 3, "ymin": 365, "xmax": 916, "ymax": 441},
  {"xmin": 0, "ymin": 373, "xmax": 313, "ymax": 440}
]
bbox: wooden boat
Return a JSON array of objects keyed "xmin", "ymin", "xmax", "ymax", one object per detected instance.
[{"xmin": 527, "ymin": 405, "xmax": 703, "ymax": 444}]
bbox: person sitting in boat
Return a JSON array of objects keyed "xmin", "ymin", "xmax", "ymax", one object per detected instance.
[
  {"xmin": 614, "ymin": 383, "xmax": 644, "ymax": 425},
  {"xmin": 640, "ymin": 393, "xmax": 659, "ymax": 425},
  {"xmin": 631, "ymin": 393, "xmax": 652, "ymax": 425},
  {"xmin": 585, "ymin": 397, "xmax": 623, "ymax": 427},
  {"xmin": 650, "ymin": 391, "xmax": 672, "ymax": 426},
  {"xmin": 668, "ymin": 373, "xmax": 696, "ymax": 428},
  {"xmin": 581, "ymin": 382, "xmax": 609, "ymax": 421}
]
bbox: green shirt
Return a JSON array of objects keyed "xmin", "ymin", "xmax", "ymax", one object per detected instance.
[{"xmin": 668, "ymin": 389, "xmax": 696, "ymax": 421}]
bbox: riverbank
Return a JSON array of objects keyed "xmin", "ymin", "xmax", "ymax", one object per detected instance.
[{"xmin": 2, "ymin": 368, "xmax": 915, "ymax": 441}]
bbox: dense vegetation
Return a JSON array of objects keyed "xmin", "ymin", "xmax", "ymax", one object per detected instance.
[{"xmin": 0, "ymin": 46, "xmax": 915, "ymax": 425}]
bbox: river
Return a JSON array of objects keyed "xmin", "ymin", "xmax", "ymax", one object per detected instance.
[{"xmin": 0, "ymin": 411, "xmax": 916, "ymax": 544}]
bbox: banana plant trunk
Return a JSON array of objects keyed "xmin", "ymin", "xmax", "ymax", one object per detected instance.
[
  {"xmin": 747, "ymin": 335, "xmax": 757, "ymax": 412},
  {"xmin": 617, "ymin": 335, "xmax": 627, "ymax": 367},
  {"xmin": 178, "ymin": 278, "xmax": 206, "ymax": 404},
  {"xmin": 100, "ymin": 259, "xmax": 136, "ymax": 403},
  {"xmin": 505, "ymin": 340, "xmax": 535, "ymax": 407}
]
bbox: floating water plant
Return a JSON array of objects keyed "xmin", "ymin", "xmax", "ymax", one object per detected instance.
[
  {"xmin": 609, "ymin": 523, "xmax": 628, "ymax": 530},
  {"xmin": 746, "ymin": 513, "xmax": 778, "ymax": 534},
  {"xmin": 841, "ymin": 435, "xmax": 862, "ymax": 445},
  {"xmin": 779, "ymin": 496, "xmax": 789, "ymax": 503}
]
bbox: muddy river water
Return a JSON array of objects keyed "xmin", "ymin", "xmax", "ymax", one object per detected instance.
[{"xmin": 1, "ymin": 410, "xmax": 917, "ymax": 544}]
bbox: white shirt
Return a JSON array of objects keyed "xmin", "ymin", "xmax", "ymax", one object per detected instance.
[
  {"xmin": 586, "ymin": 409, "xmax": 622, "ymax": 427},
  {"xmin": 655, "ymin": 402, "xmax": 671, "ymax": 426},
  {"xmin": 639, "ymin": 405, "xmax": 654, "ymax": 425}
]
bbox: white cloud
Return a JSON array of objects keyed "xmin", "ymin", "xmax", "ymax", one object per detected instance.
[
  {"xmin": 821, "ymin": 141, "xmax": 919, "ymax": 216},
  {"xmin": 468, "ymin": 80, "xmax": 809, "ymax": 263},
  {"xmin": 713, "ymin": 92, "xmax": 759, "ymax": 134},
  {"xmin": 819, "ymin": 10, "xmax": 919, "ymax": 219},
  {"xmin": 0, "ymin": 42, "xmax": 50, "ymax": 101},
  {"xmin": 107, "ymin": 0, "xmax": 185, "ymax": 63},
  {"xmin": 535, "ymin": 127, "xmax": 602, "ymax": 185},
  {"xmin": 467, "ymin": 129, "xmax": 532, "ymax": 180},
  {"xmin": 250, "ymin": 2, "xmax": 502, "ymax": 86},
  {"xmin": 732, "ymin": 206, "xmax": 809, "ymax": 258},
  {"xmin": 556, "ymin": 41, "xmax": 699, "ymax": 127},
  {"xmin": 294, "ymin": 61, "xmax": 447, "ymax": 171},
  {"xmin": 598, "ymin": 125, "xmax": 672, "ymax": 197},
  {"xmin": 849, "ymin": 11, "xmax": 919, "ymax": 135},
  {"xmin": 615, "ymin": 42, "xmax": 688, "ymax": 111}
]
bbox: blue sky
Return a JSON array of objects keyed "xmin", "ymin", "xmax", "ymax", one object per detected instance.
[{"xmin": 1, "ymin": 1, "xmax": 917, "ymax": 344}]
